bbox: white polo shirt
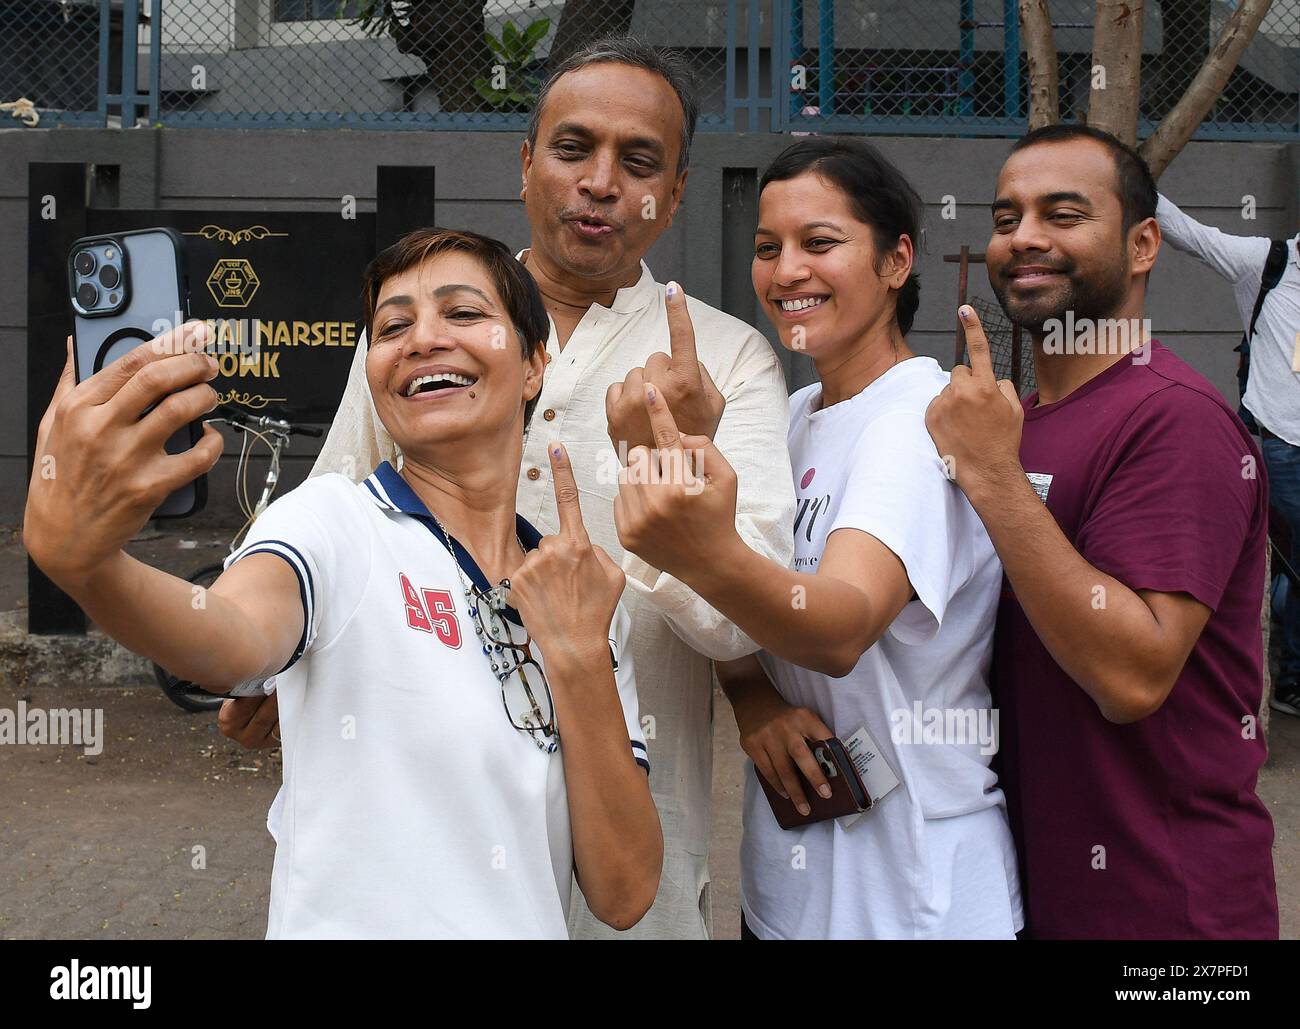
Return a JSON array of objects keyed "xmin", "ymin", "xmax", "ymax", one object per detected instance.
[
  {"xmin": 224, "ymin": 462, "xmax": 648, "ymax": 939},
  {"xmin": 312, "ymin": 258, "xmax": 797, "ymax": 940}
]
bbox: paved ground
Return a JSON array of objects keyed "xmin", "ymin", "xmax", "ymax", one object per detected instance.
[
  {"xmin": 1, "ymin": 525, "xmax": 1296, "ymax": 939},
  {"xmin": 0, "ymin": 684, "xmax": 279, "ymax": 939}
]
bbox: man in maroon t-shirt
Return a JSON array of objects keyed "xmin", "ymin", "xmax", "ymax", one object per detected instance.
[{"xmin": 926, "ymin": 124, "xmax": 1278, "ymax": 939}]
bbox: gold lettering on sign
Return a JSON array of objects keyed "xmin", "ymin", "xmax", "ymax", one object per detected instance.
[
  {"xmin": 255, "ymin": 321, "xmax": 358, "ymax": 347},
  {"xmin": 216, "ymin": 353, "xmax": 282, "ymax": 378}
]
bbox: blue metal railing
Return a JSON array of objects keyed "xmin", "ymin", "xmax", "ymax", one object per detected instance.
[
  {"xmin": 780, "ymin": 0, "xmax": 1030, "ymax": 133},
  {"xmin": 774, "ymin": 0, "xmax": 1300, "ymax": 141}
]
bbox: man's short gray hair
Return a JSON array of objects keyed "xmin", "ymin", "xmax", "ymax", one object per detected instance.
[{"xmin": 527, "ymin": 34, "xmax": 698, "ymax": 177}]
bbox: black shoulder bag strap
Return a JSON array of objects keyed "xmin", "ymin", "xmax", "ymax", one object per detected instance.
[{"xmin": 1235, "ymin": 239, "xmax": 1290, "ymax": 433}]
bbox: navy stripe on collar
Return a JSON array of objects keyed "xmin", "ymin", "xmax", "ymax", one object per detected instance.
[{"xmin": 363, "ymin": 462, "xmax": 543, "ymax": 625}]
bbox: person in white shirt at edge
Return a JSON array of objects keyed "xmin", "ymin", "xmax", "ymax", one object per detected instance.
[
  {"xmin": 217, "ymin": 36, "xmax": 796, "ymax": 939},
  {"xmin": 23, "ymin": 228, "xmax": 662, "ymax": 938},
  {"xmin": 1155, "ymin": 193, "xmax": 1300, "ymax": 717},
  {"xmin": 617, "ymin": 138, "xmax": 1024, "ymax": 939}
]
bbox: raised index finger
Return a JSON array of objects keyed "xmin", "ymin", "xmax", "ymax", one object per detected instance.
[
  {"xmin": 548, "ymin": 442, "xmax": 588, "ymax": 544},
  {"xmin": 642, "ymin": 382, "xmax": 685, "ymax": 453},
  {"xmin": 665, "ymin": 281, "xmax": 701, "ymax": 382},
  {"xmin": 958, "ymin": 305, "xmax": 995, "ymax": 382}
]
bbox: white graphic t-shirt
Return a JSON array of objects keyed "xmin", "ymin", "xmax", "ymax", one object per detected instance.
[
  {"xmin": 227, "ymin": 464, "xmax": 647, "ymax": 939},
  {"xmin": 740, "ymin": 357, "xmax": 1023, "ymax": 939}
]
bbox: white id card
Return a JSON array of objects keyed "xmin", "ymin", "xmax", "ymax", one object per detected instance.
[
  {"xmin": 838, "ymin": 725, "xmax": 901, "ymax": 829},
  {"xmin": 226, "ymin": 677, "xmax": 277, "ymax": 698}
]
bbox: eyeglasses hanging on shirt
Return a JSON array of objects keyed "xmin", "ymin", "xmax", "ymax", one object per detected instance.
[
  {"xmin": 431, "ymin": 512, "xmax": 559, "ymax": 754},
  {"xmin": 468, "ymin": 581, "xmax": 559, "ymax": 754}
]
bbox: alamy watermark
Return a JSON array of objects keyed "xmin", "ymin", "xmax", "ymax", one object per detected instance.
[
  {"xmin": 0, "ymin": 701, "xmax": 103, "ymax": 756},
  {"xmin": 50, "ymin": 961, "xmax": 150, "ymax": 1008},
  {"xmin": 890, "ymin": 701, "xmax": 999, "ymax": 756},
  {"xmin": 1041, "ymin": 312, "xmax": 1152, "ymax": 364},
  {"xmin": 595, "ymin": 441, "xmax": 705, "ymax": 495}
]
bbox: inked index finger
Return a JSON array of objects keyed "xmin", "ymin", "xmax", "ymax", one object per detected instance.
[
  {"xmin": 642, "ymin": 382, "xmax": 685, "ymax": 452},
  {"xmin": 664, "ymin": 281, "xmax": 701, "ymax": 382},
  {"xmin": 548, "ymin": 442, "xmax": 589, "ymax": 543},
  {"xmin": 958, "ymin": 305, "xmax": 995, "ymax": 381}
]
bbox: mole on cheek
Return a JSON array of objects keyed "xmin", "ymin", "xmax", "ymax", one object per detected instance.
[{"xmin": 468, "ymin": 390, "xmax": 476, "ymax": 398}]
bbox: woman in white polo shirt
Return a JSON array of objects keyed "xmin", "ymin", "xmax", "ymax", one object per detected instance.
[
  {"xmin": 24, "ymin": 228, "xmax": 662, "ymax": 939},
  {"xmin": 615, "ymin": 138, "xmax": 1022, "ymax": 938}
]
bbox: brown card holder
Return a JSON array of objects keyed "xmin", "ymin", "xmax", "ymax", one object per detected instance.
[{"xmin": 758, "ymin": 735, "xmax": 872, "ymax": 830}]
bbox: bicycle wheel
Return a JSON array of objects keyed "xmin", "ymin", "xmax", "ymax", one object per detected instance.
[{"xmin": 153, "ymin": 564, "xmax": 227, "ymax": 713}]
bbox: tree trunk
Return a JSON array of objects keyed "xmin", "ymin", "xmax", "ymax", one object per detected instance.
[
  {"xmin": 549, "ymin": 1, "xmax": 637, "ymax": 67},
  {"xmin": 1140, "ymin": 0, "xmax": 1273, "ymax": 179},
  {"xmin": 1151, "ymin": 0, "xmax": 1210, "ymax": 119},
  {"xmin": 1020, "ymin": 0, "xmax": 1061, "ymax": 128},
  {"xmin": 1087, "ymin": 0, "xmax": 1147, "ymax": 146},
  {"xmin": 395, "ymin": 0, "xmax": 493, "ymax": 113}
]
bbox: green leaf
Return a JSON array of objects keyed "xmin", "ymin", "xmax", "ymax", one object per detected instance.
[
  {"xmin": 502, "ymin": 20, "xmax": 525, "ymax": 62},
  {"xmin": 522, "ymin": 18, "xmax": 551, "ymax": 47},
  {"xmin": 474, "ymin": 79, "xmax": 507, "ymax": 104},
  {"xmin": 484, "ymin": 31, "xmax": 509, "ymax": 60},
  {"xmin": 349, "ymin": 0, "xmax": 390, "ymax": 34}
]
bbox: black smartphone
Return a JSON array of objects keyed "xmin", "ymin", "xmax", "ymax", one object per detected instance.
[
  {"xmin": 818, "ymin": 737, "xmax": 872, "ymax": 811},
  {"xmin": 68, "ymin": 227, "xmax": 207, "ymax": 518}
]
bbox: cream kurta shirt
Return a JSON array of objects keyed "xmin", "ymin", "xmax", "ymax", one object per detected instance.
[{"xmin": 310, "ymin": 258, "xmax": 796, "ymax": 939}]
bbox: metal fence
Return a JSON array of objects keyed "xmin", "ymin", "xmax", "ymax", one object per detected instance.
[
  {"xmin": 1, "ymin": 1, "xmax": 106, "ymax": 127},
  {"xmin": 782, "ymin": 0, "xmax": 1300, "ymax": 138},
  {"xmin": 2, "ymin": 0, "xmax": 1299, "ymax": 138},
  {"xmin": 149, "ymin": 0, "xmax": 736, "ymax": 129}
]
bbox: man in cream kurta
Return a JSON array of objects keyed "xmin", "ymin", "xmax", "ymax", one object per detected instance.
[
  {"xmin": 312, "ymin": 256, "xmax": 795, "ymax": 939},
  {"xmin": 218, "ymin": 35, "xmax": 796, "ymax": 938}
]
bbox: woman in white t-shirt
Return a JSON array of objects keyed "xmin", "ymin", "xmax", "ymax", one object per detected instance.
[{"xmin": 615, "ymin": 138, "xmax": 1022, "ymax": 938}]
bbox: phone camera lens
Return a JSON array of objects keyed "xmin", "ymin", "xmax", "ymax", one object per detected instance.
[
  {"xmin": 99, "ymin": 265, "xmax": 120, "ymax": 289},
  {"xmin": 74, "ymin": 251, "xmax": 97, "ymax": 276},
  {"xmin": 76, "ymin": 282, "xmax": 99, "ymax": 309}
]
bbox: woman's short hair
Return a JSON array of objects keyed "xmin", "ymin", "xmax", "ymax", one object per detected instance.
[
  {"xmin": 361, "ymin": 228, "xmax": 550, "ymax": 424},
  {"xmin": 760, "ymin": 138, "xmax": 923, "ymax": 336}
]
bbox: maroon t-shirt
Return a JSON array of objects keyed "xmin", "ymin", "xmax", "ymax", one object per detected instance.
[{"xmin": 994, "ymin": 341, "xmax": 1278, "ymax": 939}]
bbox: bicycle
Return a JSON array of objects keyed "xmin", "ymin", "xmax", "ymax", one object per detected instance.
[{"xmin": 152, "ymin": 406, "xmax": 323, "ymax": 712}]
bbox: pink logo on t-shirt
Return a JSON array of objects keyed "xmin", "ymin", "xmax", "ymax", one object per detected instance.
[{"xmin": 800, "ymin": 468, "xmax": 816, "ymax": 490}]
